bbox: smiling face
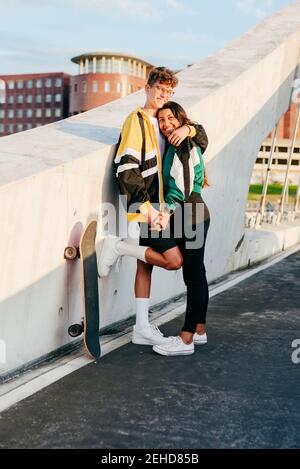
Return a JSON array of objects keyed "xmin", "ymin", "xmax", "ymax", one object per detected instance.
[
  {"xmin": 144, "ymin": 81, "xmax": 175, "ymax": 111},
  {"xmin": 157, "ymin": 108, "xmax": 181, "ymax": 137}
]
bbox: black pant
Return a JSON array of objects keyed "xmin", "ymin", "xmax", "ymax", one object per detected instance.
[{"xmin": 175, "ymin": 218, "xmax": 210, "ymax": 334}]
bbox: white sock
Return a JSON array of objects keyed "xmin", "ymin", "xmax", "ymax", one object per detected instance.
[
  {"xmin": 116, "ymin": 240, "xmax": 148, "ymax": 262},
  {"xmin": 135, "ymin": 298, "xmax": 150, "ymax": 330}
]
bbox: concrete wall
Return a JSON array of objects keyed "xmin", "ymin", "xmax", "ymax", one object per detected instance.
[{"xmin": 1, "ymin": 3, "xmax": 300, "ymax": 376}]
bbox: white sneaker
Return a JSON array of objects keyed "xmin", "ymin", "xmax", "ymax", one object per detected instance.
[
  {"xmin": 153, "ymin": 336, "xmax": 194, "ymax": 356},
  {"xmin": 132, "ymin": 324, "xmax": 171, "ymax": 346},
  {"xmin": 193, "ymin": 331, "xmax": 207, "ymax": 345},
  {"xmin": 97, "ymin": 235, "xmax": 121, "ymax": 277}
]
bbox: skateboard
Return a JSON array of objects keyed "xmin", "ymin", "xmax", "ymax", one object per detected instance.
[{"xmin": 64, "ymin": 220, "xmax": 101, "ymax": 359}]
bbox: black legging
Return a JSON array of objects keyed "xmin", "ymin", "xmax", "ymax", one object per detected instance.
[{"xmin": 176, "ymin": 218, "xmax": 210, "ymax": 334}]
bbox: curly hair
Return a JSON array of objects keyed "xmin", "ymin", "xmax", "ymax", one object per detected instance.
[{"xmin": 147, "ymin": 66, "xmax": 178, "ymax": 88}]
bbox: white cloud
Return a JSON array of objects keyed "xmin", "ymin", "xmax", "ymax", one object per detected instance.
[
  {"xmin": 236, "ymin": 0, "xmax": 276, "ymax": 19},
  {"xmin": 165, "ymin": 0, "xmax": 182, "ymax": 9}
]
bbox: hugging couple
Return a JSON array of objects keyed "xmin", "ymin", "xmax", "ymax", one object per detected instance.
[{"xmin": 98, "ymin": 66, "xmax": 210, "ymax": 357}]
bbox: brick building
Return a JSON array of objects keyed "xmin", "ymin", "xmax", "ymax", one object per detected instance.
[
  {"xmin": 69, "ymin": 51, "xmax": 153, "ymax": 115},
  {"xmin": 0, "ymin": 72, "xmax": 70, "ymax": 137}
]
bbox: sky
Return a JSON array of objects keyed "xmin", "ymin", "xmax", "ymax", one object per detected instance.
[{"xmin": 0, "ymin": 0, "xmax": 297, "ymax": 75}]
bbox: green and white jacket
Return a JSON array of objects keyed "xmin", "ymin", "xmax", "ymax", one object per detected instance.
[{"xmin": 163, "ymin": 126, "xmax": 209, "ymax": 224}]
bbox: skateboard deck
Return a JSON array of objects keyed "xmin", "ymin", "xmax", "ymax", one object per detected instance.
[
  {"xmin": 80, "ymin": 220, "xmax": 101, "ymax": 359},
  {"xmin": 66, "ymin": 220, "xmax": 100, "ymax": 359}
]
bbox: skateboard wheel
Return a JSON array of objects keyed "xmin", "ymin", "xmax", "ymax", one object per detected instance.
[
  {"xmin": 64, "ymin": 246, "xmax": 79, "ymax": 260},
  {"xmin": 68, "ymin": 323, "xmax": 84, "ymax": 337}
]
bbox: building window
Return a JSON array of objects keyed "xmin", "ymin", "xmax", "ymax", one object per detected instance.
[
  {"xmin": 74, "ymin": 83, "xmax": 78, "ymax": 92},
  {"xmin": 116, "ymin": 82, "xmax": 122, "ymax": 93},
  {"xmin": 8, "ymin": 95, "xmax": 14, "ymax": 104},
  {"xmin": 0, "ymin": 79, "xmax": 6, "ymax": 104},
  {"xmin": 104, "ymin": 81, "xmax": 110, "ymax": 92},
  {"xmin": 278, "ymin": 159, "xmax": 287, "ymax": 165},
  {"xmin": 55, "ymin": 108, "xmax": 61, "ymax": 117},
  {"xmin": 8, "ymin": 110, "xmax": 14, "ymax": 119},
  {"xmin": 26, "ymin": 109, "xmax": 33, "ymax": 118},
  {"xmin": 27, "ymin": 95, "xmax": 32, "ymax": 104},
  {"xmin": 7, "ymin": 123, "xmax": 14, "ymax": 133},
  {"xmin": 26, "ymin": 123, "xmax": 32, "ymax": 130},
  {"xmin": 35, "ymin": 123, "xmax": 42, "ymax": 127},
  {"xmin": 8, "ymin": 80, "xmax": 14, "ymax": 90},
  {"xmin": 96, "ymin": 59, "xmax": 101, "ymax": 73},
  {"xmin": 92, "ymin": 81, "xmax": 98, "ymax": 93},
  {"xmin": 101, "ymin": 59, "xmax": 107, "ymax": 73},
  {"xmin": 17, "ymin": 80, "xmax": 24, "ymax": 89},
  {"xmin": 36, "ymin": 109, "xmax": 42, "ymax": 118},
  {"xmin": 17, "ymin": 95, "xmax": 24, "ymax": 104},
  {"xmin": 45, "ymin": 94, "xmax": 52, "ymax": 103},
  {"xmin": 36, "ymin": 79, "xmax": 42, "ymax": 88},
  {"xmin": 123, "ymin": 61, "xmax": 129, "ymax": 74},
  {"xmin": 88, "ymin": 59, "xmax": 94, "ymax": 73},
  {"xmin": 291, "ymin": 160, "xmax": 299, "ymax": 166},
  {"xmin": 55, "ymin": 78, "xmax": 62, "ymax": 87},
  {"xmin": 17, "ymin": 123, "xmax": 23, "ymax": 132},
  {"xmin": 55, "ymin": 93, "xmax": 61, "ymax": 102},
  {"xmin": 0, "ymin": 124, "xmax": 4, "ymax": 133},
  {"xmin": 45, "ymin": 79, "xmax": 52, "ymax": 88},
  {"xmin": 45, "ymin": 108, "xmax": 52, "ymax": 117},
  {"xmin": 112, "ymin": 59, "xmax": 121, "ymax": 73},
  {"xmin": 128, "ymin": 84, "xmax": 134, "ymax": 94},
  {"xmin": 106, "ymin": 59, "xmax": 112, "ymax": 73},
  {"xmin": 35, "ymin": 95, "xmax": 42, "ymax": 103},
  {"xmin": 278, "ymin": 146, "xmax": 288, "ymax": 153},
  {"xmin": 0, "ymin": 110, "xmax": 4, "ymax": 118},
  {"xmin": 27, "ymin": 80, "xmax": 33, "ymax": 89},
  {"xmin": 17, "ymin": 109, "xmax": 23, "ymax": 118},
  {"xmin": 81, "ymin": 81, "xmax": 87, "ymax": 93}
]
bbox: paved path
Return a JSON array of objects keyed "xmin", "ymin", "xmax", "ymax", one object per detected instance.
[{"xmin": 0, "ymin": 251, "xmax": 299, "ymax": 449}]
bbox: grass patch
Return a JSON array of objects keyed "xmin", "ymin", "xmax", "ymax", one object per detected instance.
[
  {"xmin": 249, "ymin": 184, "xmax": 297, "ymax": 195},
  {"xmin": 248, "ymin": 184, "xmax": 297, "ymax": 202}
]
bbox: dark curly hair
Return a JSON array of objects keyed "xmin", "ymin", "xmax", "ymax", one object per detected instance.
[{"xmin": 158, "ymin": 101, "xmax": 192, "ymax": 126}]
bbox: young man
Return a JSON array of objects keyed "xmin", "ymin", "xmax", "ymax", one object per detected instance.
[{"xmin": 98, "ymin": 67, "xmax": 195, "ymax": 346}]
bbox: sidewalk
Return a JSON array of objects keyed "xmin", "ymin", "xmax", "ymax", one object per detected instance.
[{"xmin": 0, "ymin": 250, "xmax": 299, "ymax": 449}]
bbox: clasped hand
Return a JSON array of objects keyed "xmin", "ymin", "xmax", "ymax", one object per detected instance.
[{"xmin": 149, "ymin": 207, "xmax": 171, "ymax": 232}]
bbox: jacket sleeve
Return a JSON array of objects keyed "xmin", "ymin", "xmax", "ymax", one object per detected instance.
[
  {"xmin": 190, "ymin": 123, "xmax": 208, "ymax": 154},
  {"xmin": 114, "ymin": 113, "xmax": 150, "ymax": 211}
]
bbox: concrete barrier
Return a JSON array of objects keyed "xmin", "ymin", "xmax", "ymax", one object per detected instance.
[{"xmin": 1, "ymin": 3, "xmax": 300, "ymax": 376}]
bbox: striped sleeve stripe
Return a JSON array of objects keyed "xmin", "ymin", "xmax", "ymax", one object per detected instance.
[
  {"xmin": 141, "ymin": 165, "xmax": 158, "ymax": 178},
  {"xmin": 145, "ymin": 149, "xmax": 157, "ymax": 161},
  {"xmin": 116, "ymin": 162, "xmax": 139, "ymax": 176},
  {"xmin": 114, "ymin": 147, "xmax": 141, "ymax": 164}
]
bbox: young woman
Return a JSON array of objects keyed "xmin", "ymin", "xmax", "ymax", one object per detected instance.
[{"xmin": 152, "ymin": 101, "xmax": 211, "ymax": 356}]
